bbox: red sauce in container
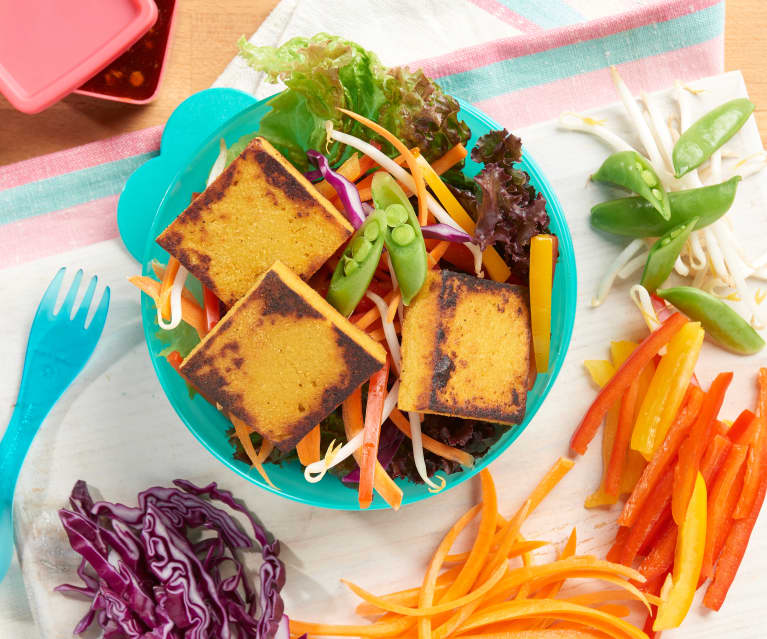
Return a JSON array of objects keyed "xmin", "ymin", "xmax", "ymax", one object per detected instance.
[{"xmin": 77, "ymin": 0, "xmax": 176, "ymax": 103}]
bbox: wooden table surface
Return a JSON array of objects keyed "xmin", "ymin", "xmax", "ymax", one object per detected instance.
[{"xmin": 0, "ymin": 0, "xmax": 765, "ymax": 166}]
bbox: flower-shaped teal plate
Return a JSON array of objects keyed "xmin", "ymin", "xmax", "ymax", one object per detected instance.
[{"xmin": 118, "ymin": 88, "xmax": 577, "ymax": 510}]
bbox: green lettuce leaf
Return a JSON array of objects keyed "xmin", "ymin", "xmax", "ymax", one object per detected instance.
[{"xmin": 237, "ymin": 33, "xmax": 469, "ymax": 170}]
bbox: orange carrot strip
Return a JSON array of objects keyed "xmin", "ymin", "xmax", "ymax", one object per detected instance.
[
  {"xmin": 290, "ymin": 615, "xmax": 415, "ymax": 637},
  {"xmin": 158, "ymin": 257, "xmax": 180, "ymax": 320},
  {"xmin": 389, "ymin": 409, "xmax": 474, "ymax": 467},
  {"xmin": 129, "ymin": 275, "xmax": 206, "ymax": 337},
  {"xmin": 359, "ymin": 361, "xmax": 390, "ymax": 509},
  {"xmin": 315, "ymin": 152, "xmax": 376, "ymax": 198},
  {"xmin": 339, "ymin": 108, "xmax": 428, "ymax": 225},
  {"xmin": 355, "ymin": 290, "xmax": 398, "ymax": 330},
  {"xmin": 619, "ymin": 386, "xmax": 703, "ymax": 527},
  {"xmin": 343, "ymin": 388, "xmax": 403, "ymax": 511},
  {"xmin": 605, "ymin": 379, "xmax": 640, "ymax": 497},
  {"xmin": 430, "ymin": 144, "xmax": 468, "ymax": 175},
  {"xmin": 443, "ymin": 539, "xmax": 547, "ymax": 565},
  {"xmin": 150, "ymin": 261, "xmax": 200, "ymax": 305},
  {"xmin": 427, "ymin": 241, "xmax": 450, "ymax": 267},
  {"xmin": 672, "ymin": 372, "xmax": 733, "ymax": 525},
  {"xmin": 296, "ymin": 425, "xmax": 321, "ymax": 466},
  {"xmin": 571, "ymin": 314, "xmax": 687, "ymax": 455},
  {"xmin": 700, "ymin": 443, "xmax": 748, "ymax": 581},
  {"xmin": 343, "ymin": 561, "xmax": 508, "ymax": 617},
  {"xmin": 386, "ymin": 291, "xmax": 401, "ymax": 324},
  {"xmin": 231, "ymin": 416, "xmax": 276, "ymax": 489},
  {"xmin": 518, "ymin": 457, "xmax": 575, "ymax": 518}
]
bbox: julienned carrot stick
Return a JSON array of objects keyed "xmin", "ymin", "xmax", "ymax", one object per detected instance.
[
  {"xmin": 315, "ymin": 152, "xmax": 376, "ymax": 199},
  {"xmin": 339, "ymin": 108, "xmax": 428, "ymax": 225},
  {"xmin": 389, "ymin": 409, "xmax": 474, "ymax": 467},
  {"xmin": 700, "ymin": 443, "xmax": 748, "ymax": 581},
  {"xmin": 605, "ymin": 378, "xmax": 640, "ymax": 497},
  {"xmin": 571, "ymin": 313, "xmax": 687, "ymax": 455},
  {"xmin": 386, "ymin": 292, "xmax": 401, "ymax": 323},
  {"xmin": 231, "ymin": 416, "xmax": 276, "ymax": 489},
  {"xmin": 672, "ymin": 372, "xmax": 733, "ymax": 525},
  {"xmin": 417, "ymin": 504, "xmax": 481, "ymax": 639},
  {"xmin": 518, "ymin": 457, "xmax": 575, "ymax": 518},
  {"xmin": 354, "ymin": 290, "xmax": 398, "ymax": 330},
  {"xmin": 158, "ymin": 256, "xmax": 180, "ymax": 320},
  {"xmin": 619, "ymin": 386, "xmax": 703, "ymax": 527},
  {"xmin": 430, "ymin": 144, "xmax": 468, "ymax": 175},
  {"xmin": 296, "ymin": 425, "xmax": 321, "ymax": 466},
  {"xmin": 427, "ymin": 241, "xmax": 450, "ymax": 267},
  {"xmin": 358, "ymin": 361, "xmax": 390, "ymax": 509},
  {"xmin": 129, "ymin": 275, "xmax": 206, "ymax": 337},
  {"xmin": 343, "ymin": 388, "xmax": 403, "ymax": 511}
]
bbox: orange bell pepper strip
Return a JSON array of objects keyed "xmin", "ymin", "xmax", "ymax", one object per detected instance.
[
  {"xmin": 672, "ymin": 372, "xmax": 733, "ymax": 525},
  {"xmin": 605, "ymin": 378, "xmax": 640, "ymax": 497},
  {"xmin": 342, "ymin": 388, "xmax": 403, "ymax": 511},
  {"xmin": 358, "ymin": 360, "xmax": 390, "ymax": 509},
  {"xmin": 296, "ymin": 425, "xmax": 322, "ymax": 466},
  {"xmin": 630, "ymin": 322, "xmax": 704, "ymax": 459},
  {"xmin": 620, "ymin": 385, "xmax": 703, "ymax": 527},
  {"xmin": 202, "ymin": 285, "xmax": 220, "ymax": 334},
  {"xmin": 571, "ymin": 313, "xmax": 687, "ymax": 455},
  {"xmin": 529, "ymin": 235, "xmax": 555, "ymax": 374},
  {"xmin": 654, "ymin": 473, "xmax": 707, "ymax": 631},
  {"xmin": 700, "ymin": 442, "xmax": 748, "ymax": 581}
]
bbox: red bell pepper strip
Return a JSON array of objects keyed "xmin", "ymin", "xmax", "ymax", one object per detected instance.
[
  {"xmin": 639, "ymin": 522, "xmax": 677, "ymax": 581},
  {"xmin": 606, "ymin": 526, "xmax": 630, "ymax": 563},
  {"xmin": 700, "ymin": 443, "xmax": 748, "ymax": 582},
  {"xmin": 726, "ymin": 408, "xmax": 757, "ymax": 444},
  {"xmin": 619, "ymin": 386, "xmax": 703, "ymax": 527},
  {"xmin": 571, "ymin": 313, "xmax": 687, "ymax": 455},
  {"xmin": 166, "ymin": 350, "xmax": 183, "ymax": 370},
  {"xmin": 620, "ymin": 469, "xmax": 673, "ymax": 567},
  {"xmin": 605, "ymin": 377, "xmax": 641, "ymax": 497},
  {"xmin": 202, "ymin": 285, "xmax": 221, "ymax": 334},
  {"xmin": 358, "ymin": 360, "xmax": 390, "ymax": 509},
  {"xmin": 734, "ymin": 443, "xmax": 761, "ymax": 519},
  {"xmin": 671, "ymin": 372, "xmax": 733, "ymax": 525}
]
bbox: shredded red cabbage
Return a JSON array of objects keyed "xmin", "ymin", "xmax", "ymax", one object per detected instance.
[
  {"xmin": 420, "ymin": 223, "xmax": 472, "ymax": 243},
  {"xmin": 342, "ymin": 421, "xmax": 404, "ymax": 484},
  {"xmin": 56, "ymin": 479, "xmax": 286, "ymax": 639},
  {"xmin": 306, "ymin": 150, "xmax": 366, "ymax": 229}
]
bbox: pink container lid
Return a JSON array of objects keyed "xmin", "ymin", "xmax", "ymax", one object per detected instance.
[{"xmin": 0, "ymin": 0, "xmax": 158, "ymax": 114}]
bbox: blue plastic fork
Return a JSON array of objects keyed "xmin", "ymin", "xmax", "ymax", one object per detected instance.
[{"xmin": 0, "ymin": 268, "xmax": 109, "ymax": 582}]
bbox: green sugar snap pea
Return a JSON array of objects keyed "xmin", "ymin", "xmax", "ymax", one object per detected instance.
[
  {"xmin": 673, "ymin": 98, "xmax": 754, "ymax": 178},
  {"xmin": 591, "ymin": 176, "xmax": 740, "ymax": 238},
  {"xmin": 592, "ymin": 150, "xmax": 670, "ymax": 220},
  {"xmin": 371, "ymin": 173, "xmax": 427, "ymax": 305},
  {"xmin": 656, "ymin": 286, "xmax": 765, "ymax": 355},
  {"xmin": 327, "ymin": 211, "xmax": 386, "ymax": 317},
  {"xmin": 640, "ymin": 217, "xmax": 698, "ymax": 293}
]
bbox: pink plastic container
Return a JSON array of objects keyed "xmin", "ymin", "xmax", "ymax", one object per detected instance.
[
  {"xmin": 0, "ymin": 0, "xmax": 158, "ymax": 114},
  {"xmin": 75, "ymin": 0, "xmax": 177, "ymax": 105}
]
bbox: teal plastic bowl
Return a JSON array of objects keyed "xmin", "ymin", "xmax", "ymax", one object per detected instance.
[{"xmin": 134, "ymin": 90, "xmax": 576, "ymax": 510}]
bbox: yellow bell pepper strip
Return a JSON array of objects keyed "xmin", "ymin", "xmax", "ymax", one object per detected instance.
[
  {"xmin": 631, "ymin": 322, "xmax": 704, "ymax": 459},
  {"xmin": 529, "ymin": 235, "xmax": 555, "ymax": 373},
  {"xmin": 653, "ymin": 472, "xmax": 707, "ymax": 631},
  {"xmin": 415, "ymin": 154, "xmax": 511, "ymax": 283},
  {"xmin": 571, "ymin": 313, "xmax": 687, "ymax": 456}
]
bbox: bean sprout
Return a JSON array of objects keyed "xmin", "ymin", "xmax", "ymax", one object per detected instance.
[
  {"xmin": 366, "ymin": 290, "xmax": 402, "ymax": 374},
  {"xmin": 630, "ymin": 284, "xmax": 661, "ymax": 332},
  {"xmin": 618, "ymin": 252, "xmax": 649, "ymax": 280},
  {"xmin": 408, "ymin": 411, "xmax": 445, "ymax": 492},
  {"xmin": 157, "ymin": 265, "xmax": 188, "ymax": 330},
  {"xmin": 592, "ymin": 239, "xmax": 645, "ymax": 307},
  {"xmin": 558, "ymin": 112, "xmax": 636, "ymax": 153},
  {"xmin": 641, "ymin": 91, "xmax": 675, "ymax": 174},
  {"xmin": 207, "ymin": 138, "xmax": 227, "ymax": 186}
]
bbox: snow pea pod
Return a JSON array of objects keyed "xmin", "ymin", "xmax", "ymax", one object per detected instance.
[
  {"xmin": 371, "ymin": 173, "xmax": 427, "ymax": 304},
  {"xmin": 326, "ymin": 211, "xmax": 386, "ymax": 317},
  {"xmin": 592, "ymin": 150, "xmax": 670, "ymax": 220},
  {"xmin": 640, "ymin": 217, "xmax": 699, "ymax": 293},
  {"xmin": 655, "ymin": 286, "xmax": 765, "ymax": 355},
  {"xmin": 591, "ymin": 176, "xmax": 740, "ymax": 238},
  {"xmin": 673, "ymin": 98, "xmax": 754, "ymax": 177}
]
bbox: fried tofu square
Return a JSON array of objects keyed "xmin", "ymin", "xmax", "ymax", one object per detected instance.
[
  {"xmin": 157, "ymin": 137, "xmax": 353, "ymax": 306},
  {"xmin": 180, "ymin": 261, "xmax": 386, "ymax": 452},
  {"xmin": 398, "ymin": 270, "xmax": 531, "ymax": 425}
]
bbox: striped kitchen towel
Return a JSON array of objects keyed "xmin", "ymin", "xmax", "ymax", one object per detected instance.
[{"xmin": 0, "ymin": 0, "xmax": 724, "ymax": 271}]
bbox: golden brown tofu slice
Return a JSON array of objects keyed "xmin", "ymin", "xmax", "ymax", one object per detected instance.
[
  {"xmin": 157, "ymin": 137, "xmax": 353, "ymax": 306},
  {"xmin": 398, "ymin": 270, "xmax": 531, "ymax": 425},
  {"xmin": 180, "ymin": 261, "xmax": 386, "ymax": 451}
]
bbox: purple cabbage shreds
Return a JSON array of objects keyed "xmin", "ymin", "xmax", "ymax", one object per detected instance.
[{"xmin": 56, "ymin": 480, "xmax": 286, "ymax": 639}]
